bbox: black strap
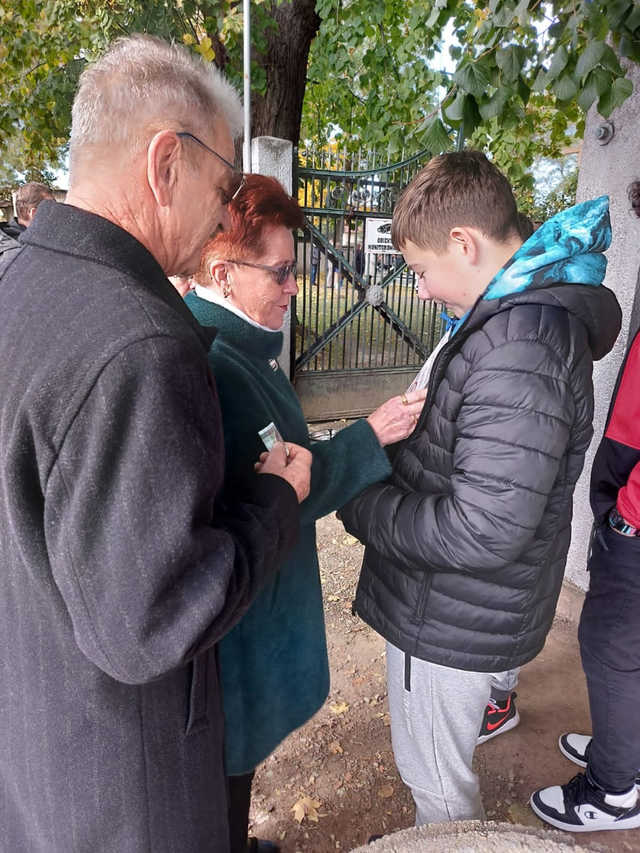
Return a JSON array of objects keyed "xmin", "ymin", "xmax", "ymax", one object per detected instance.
[{"xmin": 404, "ymin": 651, "xmax": 411, "ymax": 692}]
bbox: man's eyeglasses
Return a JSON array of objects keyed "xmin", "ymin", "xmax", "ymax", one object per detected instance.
[
  {"xmin": 226, "ymin": 259, "xmax": 298, "ymax": 285},
  {"xmin": 176, "ymin": 131, "xmax": 245, "ymax": 203}
]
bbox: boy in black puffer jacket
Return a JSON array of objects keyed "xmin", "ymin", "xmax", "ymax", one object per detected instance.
[{"xmin": 340, "ymin": 151, "xmax": 621, "ymax": 826}]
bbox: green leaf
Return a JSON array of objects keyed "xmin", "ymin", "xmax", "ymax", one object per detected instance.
[
  {"xmin": 514, "ymin": 0, "xmax": 530, "ymax": 25},
  {"xmin": 578, "ymin": 67, "xmax": 613, "ymax": 112},
  {"xmin": 517, "ymin": 75, "xmax": 531, "ymax": 106},
  {"xmin": 442, "ymin": 89, "xmax": 466, "ymax": 123},
  {"xmin": 454, "ymin": 60, "xmax": 493, "ymax": 99},
  {"xmin": 461, "ymin": 94, "xmax": 482, "ymax": 140},
  {"xmin": 626, "ymin": 5, "xmax": 640, "ymax": 32},
  {"xmin": 479, "ymin": 86, "xmax": 510, "ymax": 120},
  {"xmin": 597, "ymin": 76, "xmax": 633, "ymax": 118},
  {"xmin": 552, "ymin": 73, "xmax": 579, "ymax": 102},
  {"xmin": 492, "ymin": 4, "xmax": 515, "ymax": 28},
  {"xmin": 577, "ymin": 74, "xmax": 601, "ymax": 112},
  {"xmin": 592, "ymin": 67, "xmax": 613, "ymax": 97},
  {"xmin": 605, "ymin": 0, "xmax": 633, "ymax": 29},
  {"xmin": 619, "ymin": 34, "xmax": 640, "ymax": 63},
  {"xmin": 547, "ymin": 45, "xmax": 570, "ymax": 81},
  {"xmin": 531, "ymin": 65, "xmax": 548, "ymax": 93},
  {"xmin": 575, "ymin": 40, "xmax": 606, "ymax": 79},
  {"xmin": 599, "ymin": 44, "xmax": 623, "ymax": 75},
  {"xmin": 419, "ymin": 116, "xmax": 454, "ymax": 154},
  {"xmin": 426, "ymin": 0, "xmax": 447, "ymax": 29},
  {"xmin": 496, "ymin": 45, "xmax": 523, "ymax": 83}
]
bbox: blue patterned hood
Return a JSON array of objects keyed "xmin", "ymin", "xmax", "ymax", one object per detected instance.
[
  {"xmin": 484, "ymin": 196, "xmax": 611, "ymax": 300},
  {"xmin": 468, "ymin": 195, "xmax": 620, "ymax": 360}
]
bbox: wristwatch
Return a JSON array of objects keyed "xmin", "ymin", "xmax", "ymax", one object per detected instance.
[{"xmin": 608, "ymin": 506, "xmax": 640, "ymax": 537}]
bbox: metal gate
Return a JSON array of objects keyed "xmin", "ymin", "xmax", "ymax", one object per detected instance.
[{"xmin": 293, "ymin": 146, "xmax": 446, "ymax": 421}]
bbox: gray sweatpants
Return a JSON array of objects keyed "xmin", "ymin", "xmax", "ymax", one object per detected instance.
[
  {"xmin": 490, "ymin": 667, "xmax": 519, "ymax": 696},
  {"xmin": 386, "ymin": 641, "xmax": 496, "ymax": 825}
]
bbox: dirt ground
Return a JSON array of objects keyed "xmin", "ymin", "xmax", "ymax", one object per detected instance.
[{"xmin": 249, "ymin": 513, "xmax": 639, "ymax": 853}]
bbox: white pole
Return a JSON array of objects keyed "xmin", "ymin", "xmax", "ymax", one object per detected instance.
[{"xmin": 243, "ymin": 0, "xmax": 251, "ymax": 172}]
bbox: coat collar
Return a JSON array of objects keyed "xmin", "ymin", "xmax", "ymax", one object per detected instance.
[
  {"xmin": 22, "ymin": 200, "xmax": 215, "ymax": 350},
  {"xmin": 185, "ymin": 291, "xmax": 284, "ymax": 360}
]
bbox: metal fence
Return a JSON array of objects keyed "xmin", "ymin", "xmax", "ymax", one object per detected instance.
[{"xmin": 294, "ymin": 145, "xmax": 446, "ymax": 382}]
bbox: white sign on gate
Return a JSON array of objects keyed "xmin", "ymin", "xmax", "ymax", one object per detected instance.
[{"xmin": 365, "ymin": 218, "xmax": 401, "ymax": 255}]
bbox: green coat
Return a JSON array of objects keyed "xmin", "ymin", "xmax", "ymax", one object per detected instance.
[{"xmin": 186, "ymin": 292, "xmax": 391, "ymax": 774}]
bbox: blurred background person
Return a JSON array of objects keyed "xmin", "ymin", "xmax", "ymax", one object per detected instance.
[
  {"xmin": 310, "ymin": 241, "xmax": 320, "ymax": 285},
  {"xmin": 0, "ymin": 181, "xmax": 55, "ymax": 256}
]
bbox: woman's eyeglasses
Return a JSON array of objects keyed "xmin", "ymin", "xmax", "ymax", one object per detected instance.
[
  {"xmin": 225, "ymin": 259, "xmax": 297, "ymax": 285},
  {"xmin": 176, "ymin": 131, "xmax": 245, "ymax": 203}
]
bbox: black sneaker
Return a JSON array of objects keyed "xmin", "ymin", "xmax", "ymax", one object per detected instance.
[
  {"xmin": 559, "ymin": 733, "xmax": 640, "ymax": 788},
  {"xmin": 531, "ymin": 772, "xmax": 640, "ymax": 832},
  {"xmin": 477, "ymin": 691, "xmax": 520, "ymax": 745},
  {"xmin": 558, "ymin": 732, "xmax": 590, "ymax": 768}
]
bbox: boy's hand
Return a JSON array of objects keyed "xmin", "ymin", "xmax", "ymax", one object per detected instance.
[
  {"xmin": 255, "ymin": 443, "xmax": 312, "ymax": 503},
  {"xmin": 367, "ymin": 388, "xmax": 428, "ymax": 446}
]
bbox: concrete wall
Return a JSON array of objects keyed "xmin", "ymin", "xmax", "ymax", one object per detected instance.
[
  {"xmin": 564, "ymin": 63, "xmax": 640, "ymax": 590},
  {"xmin": 251, "ymin": 136, "xmax": 294, "ymax": 377}
]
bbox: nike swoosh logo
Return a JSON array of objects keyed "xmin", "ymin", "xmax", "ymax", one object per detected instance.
[{"xmin": 486, "ymin": 713, "xmax": 511, "ymax": 731}]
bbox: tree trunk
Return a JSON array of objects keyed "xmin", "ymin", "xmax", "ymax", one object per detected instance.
[{"xmin": 250, "ymin": 0, "xmax": 320, "ymax": 144}]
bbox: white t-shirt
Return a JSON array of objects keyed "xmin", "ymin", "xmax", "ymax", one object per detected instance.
[{"xmin": 407, "ymin": 330, "xmax": 451, "ymax": 393}]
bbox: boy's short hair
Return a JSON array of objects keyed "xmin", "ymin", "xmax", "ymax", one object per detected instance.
[{"xmin": 392, "ymin": 151, "xmax": 520, "ymax": 253}]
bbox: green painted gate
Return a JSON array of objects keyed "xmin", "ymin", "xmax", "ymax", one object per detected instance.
[{"xmin": 293, "ymin": 146, "xmax": 446, "ymax": 421}]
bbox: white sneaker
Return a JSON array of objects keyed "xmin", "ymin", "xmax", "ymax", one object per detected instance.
[
  {"xmin": 531, "ymin": 772, "xmax": 640, "ymax": 832},
  {"xmin": 558, "ymin": 733, "xmax": 640, "ymax": 788}
]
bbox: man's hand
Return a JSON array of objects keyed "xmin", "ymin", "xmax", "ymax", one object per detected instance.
[
  {"xmin": 256, "ymin": 442, "xmax": 312, "ymax": 503},
  {"xmin": 367, "ymin": 387, "xmax": 428, "ymax": 446}
]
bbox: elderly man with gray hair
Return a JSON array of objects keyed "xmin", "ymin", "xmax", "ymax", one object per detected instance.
[{"xmin": 0, "ymin": 34, "xmax": 311, "ymax": 853}]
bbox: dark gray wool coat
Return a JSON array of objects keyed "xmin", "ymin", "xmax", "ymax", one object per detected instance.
[
  {"xmin": 0, "ymin": 201, "xmax": 300, "ymax": 853},
  {"xmin": 341, "ymin": 282, "xmax": 621, "ymax": 674}
]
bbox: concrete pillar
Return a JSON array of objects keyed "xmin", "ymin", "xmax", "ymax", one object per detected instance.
[
  {"xmin": 564, "ymin": 64, "xmax": 640, "ymax": 590},
  {"xmin": 251, "ymin": 136, "xmax": 295, "ymax": 378}
]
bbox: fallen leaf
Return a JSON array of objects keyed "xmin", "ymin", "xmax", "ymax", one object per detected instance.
[
  {"xmin": 378, "ymin": 785, "xmax": 394, "ymax": 799},
  {"xmin": 291, "ymin": 795, "xmax": 322, "ymax": 824},
  {"xmin": 342, "ymin": 535, "xmax": 358, "ymax": 546},
  {"xmin": 328, "ymin": 740, "xmax": 344, "ymax": 754},
  {"xmin": 329, "ymin": 701, "xmax": 349, "ymax": 715},
  {"xmin": 327, "ymin": 595, "xmax": 340, "ymax": 602}
]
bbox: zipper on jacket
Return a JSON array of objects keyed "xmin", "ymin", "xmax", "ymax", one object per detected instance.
[{"xmin": 419, "ymin": 309, "xmax": 477, "ymax": 419}]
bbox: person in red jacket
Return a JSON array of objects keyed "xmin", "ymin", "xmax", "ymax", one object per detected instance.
[{"xmin": 531, "ymin": 185, "xmax": 640, "ymax": 831}]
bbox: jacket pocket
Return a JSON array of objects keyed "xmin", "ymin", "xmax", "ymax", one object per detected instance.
[
  {"xmin": 411, "ymin": 573, "xmax": 433, "ymax": 624},
  {"xmin": 185, "ymin": 651, "xmax": 210, "ymax": 735}
]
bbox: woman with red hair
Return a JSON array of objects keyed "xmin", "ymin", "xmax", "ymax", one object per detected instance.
[{"xmin": 186, "ymin": 174, "xmax": 425, "ymax": 852}]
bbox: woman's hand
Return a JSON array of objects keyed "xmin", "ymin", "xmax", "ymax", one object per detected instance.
[
  {"xmin": 367, "ymin": 388, "xmax": 428, "ymax": 446},
  {"xmin": 255, "ymin": 442, "xmax": 312, "ymax": 502}
]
